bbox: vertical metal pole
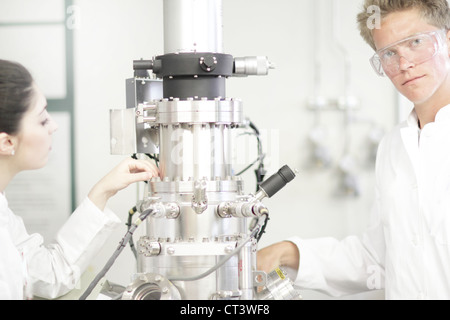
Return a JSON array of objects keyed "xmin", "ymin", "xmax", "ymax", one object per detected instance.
[
  {"xmin": 238, "ymin": 238, "xmax": 256, "ymax": 299},
  {"xmin": 163, "ymin": 0, "xmax": 223, "ymax": 54}
]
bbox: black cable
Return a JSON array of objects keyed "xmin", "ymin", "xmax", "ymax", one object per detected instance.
[
  {"xmin": 255, "ymin": 213, "xmax": 269, "ymax": 242},
  {"xmin": 235, "ymin": 120, "xmax": 267, "ymax": 192},
  {"xmin": 168, "ymin": 214, "xmax": 268, "ymax": 282},
  {"xmin": 128, "ymin": 153, "xmax": 159, "ymax": 260},
  {"xmin": 79, "ymin": 209, "xmax": 153, "ymax": 300},
  {"xmin": 126, "ymin": 206, "xmax": 138, "ymax": 259},
  {"xmin": 235, "ymin": 153, "xmax": 265, "ymax": 176},
  {"xmin": 131, "ymin": 153, "xmax": 160, "ymax": 169},
  {"xmin": 145, "ymin": 153, "xmax": 159, "ymax": 168}
]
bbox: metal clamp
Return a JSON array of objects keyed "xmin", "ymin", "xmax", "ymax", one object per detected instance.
[
  {"xmin": 136, "ymin": 103, "xmax": 157, "ymax": 124},
  {"xmin": 191, "ymin": 179, "xmax": 208, "ymax": 214},
  {"xmin": 122, "ymin": 273, "xmax": 181, "ymax": 300},
  {"xmin": 138, "ymin": 198, "xmax": 180, "ymax": 219}
]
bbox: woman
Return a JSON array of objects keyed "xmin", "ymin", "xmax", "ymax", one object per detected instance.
[{"xmin": 0, "ymin": 59, "xmax": 158, "ymax": 299}]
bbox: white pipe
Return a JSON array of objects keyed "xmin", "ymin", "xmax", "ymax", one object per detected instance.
[{"xmin": 163, "ymin": 0, "xmax": 223, "ymax": 54}]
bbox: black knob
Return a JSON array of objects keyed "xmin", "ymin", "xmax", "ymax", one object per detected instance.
[
  {"xmin": 258, "ymin": 165, "xmax": 296, "ymax": 198},
  {"xmin": 200, "ymin": 55, "xmax": 217, "ymax": 72}
]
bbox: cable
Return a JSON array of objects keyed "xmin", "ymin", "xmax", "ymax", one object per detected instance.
[
  {"xmin": 235, "ymin": 153, "xmax": 265, "ymax": 176},
  {"xmin": 145, "ymin": 153, "xmax": 159, "ymax": 168},
  {"xmin": 78, "ymin": 209, "xmax": 153, "ymax": 300},
  {"xmin": 78, "ymin": 208, "xmax": 268, "ymax": 298},
  {"xmin": 132, "ymin": 153, "xmax": 160, "ymax": 168},
  {"xmin": 126, "ymin": 206, "xmax": 138, "ymax": 259},
  {"xmin": 235, "ymin": 120, "xmax": 267, "ymax": 191},
  {"xmin": 129, "ymin": 152, "xmax": 158, "ymax": 259},
  {"xmin": 167, "ymin": 214, "xmax": 268, "ymax": 282}
]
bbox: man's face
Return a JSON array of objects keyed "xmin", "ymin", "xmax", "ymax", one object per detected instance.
[{"xmin": 372, "ymin": 9, "xmax": 450, "ymax": 105}]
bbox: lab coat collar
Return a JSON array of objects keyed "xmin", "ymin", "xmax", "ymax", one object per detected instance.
[
  {"xmin": 401, "ymin": 103, "xmax": 450, "ymax": 194},
  {"xmin": 0, "ymin": 192, "xmax": 7, "ymax": 209},
  {"xmin": 434, "ymin": 104, "xmax": 450, "ymax": 123},
  {"xmin": 406, "ymin": 108, "xmax": 420, "ymax": 129},
  {"xmin": 0, "ymin": 192, "xmax": 8, "ymax": 222},
  {"xmin": 406, "ymin": 104, "xmax": 450, "ymax": 129}
]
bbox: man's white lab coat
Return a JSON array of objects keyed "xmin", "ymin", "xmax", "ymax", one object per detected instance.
[
  {"xmin": 0, "ymin": 194, "xmax": 121, "ymax": 299},
  {"xmin": 289, "ymin": 105, "xmax": 450, "ymax": 300}
]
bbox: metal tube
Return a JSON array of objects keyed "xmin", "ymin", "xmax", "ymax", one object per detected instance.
[
  {"xmin": 163, "ymin": 0, "xmax": 223, "ymax": 54},
  {"xmin": 239, "ymin": 238, "xmax": 255, "ymax": 300}
]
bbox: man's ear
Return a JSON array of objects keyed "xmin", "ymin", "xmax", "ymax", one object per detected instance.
[{"xmin": 0, "ymin": 132, "xmax": 16, "ymax": 156}]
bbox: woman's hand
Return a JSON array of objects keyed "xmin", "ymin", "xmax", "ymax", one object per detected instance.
[
  {"xmin": 257, "ymin": 241, "xmax": 300, "ymax": 273},
  {"xmin": 88, "ymin": 158, "xmax": 159, "ymax": 211}
]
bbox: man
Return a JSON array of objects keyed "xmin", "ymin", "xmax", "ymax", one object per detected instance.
[{"xmin": 257, "ymin": 0, "xmax": 450, "ymax": 299}]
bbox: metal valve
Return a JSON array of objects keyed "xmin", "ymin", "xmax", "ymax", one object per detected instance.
[
  {"xmin": 138, "ymin": 198, "xmax": 180, "ymax": 219},
  {"xmin": 257, "ymin": 165, "xmax": 296, "ymax": 199},
  {"xmin": 192, "ymin": 179, "xmax": 208, "ymax": 214},
  {"xmin": 218, "ymin": 165, "xmax": 296, "ymax": 218}
]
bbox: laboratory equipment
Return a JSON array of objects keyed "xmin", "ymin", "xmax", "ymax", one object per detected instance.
[{"xmin": 107, "ymin": 0, "xmax": 299, "ymax": 300}]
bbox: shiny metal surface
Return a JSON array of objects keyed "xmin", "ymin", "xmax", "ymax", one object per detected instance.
[
  {"xmin": 163, "ymin": 0, "xmax": 223, "ymax": 54},
  {"xmin": 113, "ymin": 0, "xmax": 298, "ymax": 301}
]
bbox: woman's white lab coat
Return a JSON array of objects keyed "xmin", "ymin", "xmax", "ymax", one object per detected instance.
[
  {"xmin": 0, "ymin": 194, "xmax": 120, "ymax": 299},
  {"xmin": 289, "ymin": 105, "xmax": 450, "ymax": 300}
]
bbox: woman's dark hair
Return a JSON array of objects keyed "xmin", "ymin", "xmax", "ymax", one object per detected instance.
[{"xmin": 0, "ymin": 60, "xmax": 35, "ymax": 135}]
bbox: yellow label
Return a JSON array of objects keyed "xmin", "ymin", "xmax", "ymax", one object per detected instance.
[{"xmin": 275, "ymin": 267, "xmax": 285, "ymax": 280}]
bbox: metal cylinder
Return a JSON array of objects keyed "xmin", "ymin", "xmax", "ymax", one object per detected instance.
[
  {"xmin": 163, "ymin": 0, "xmax": 223, "ymax": 54},
  {"xmin": 145, "ymin": 180, "xmax": 244, "ymax": 242},
  {"xmin": 234, "ymin": 56, "xmax": 273, "ymax": 76},
  {"xmin": 158, "ymin": 123, "xmax": 233, "ymax": 181},
  {"xmin": 155, "ymin": 98, "xmax": 243, "ymax": 181},
  {"xmin": 112, "ymin": 0, "xmax": 298, "ymax": 302},
  {"xmin": 239, "ymin": 239, "xmax": 256, "ymax": 299},
  {"xmin": 256, "ymin": 267, "xmax": 302, "ymax": 300}
]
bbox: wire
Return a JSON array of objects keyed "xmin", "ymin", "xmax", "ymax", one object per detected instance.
[
  {"xmin": 145, "ymin": 153, "xmax": 159, "ymax": 168},
  {"xmin": 126, "ymin": 206, "xmax": 138, "ymax": 260},
  {"xmin": 235, "ymin": 120, "xmax": 267, "ymax": 191},
  {"xmin": 235, "ymin": 153, "xmax": 265, "ymax": 176},
  {"xmin": 78, "ymin": 209, "xmax": 153, "ymax": 300},
  {"xmin": 132, "ymin": 153, "xmax": 160, "ymax": 169},
  {"xmin": 255, "ymin": 213, "xmax": 269, "ymax": 242},
  {"xmin": 129, "ymin": 152, "xmax": 158, "ymax": 259},
  {"xmin": 167, "ymin": 214, "xmax": 268, "ymax": 282}
]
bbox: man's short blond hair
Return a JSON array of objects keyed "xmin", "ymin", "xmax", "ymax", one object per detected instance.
[{"xmin": 357, "ymin": 0, "xmax": 450, "ymax": 51}]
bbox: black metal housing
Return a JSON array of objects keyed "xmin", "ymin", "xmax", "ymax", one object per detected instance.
[{"xmin": 134, "ymin": 53, "xmax": 234, "ymax": 100}]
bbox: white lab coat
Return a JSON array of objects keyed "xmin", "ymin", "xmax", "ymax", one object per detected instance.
[
  {"xmin": 0, "ymin": 194, "xmax": 121, "ymax": 300},
  {"xmin": 289, "ymin": 104, "xmax": 450, "ymax": 300}
]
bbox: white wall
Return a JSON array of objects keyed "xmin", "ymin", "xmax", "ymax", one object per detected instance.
[
  {"xmin": 72, "ymin": 0, "xmax": 164, "ymax": 296},
  {"xmin": 222, "ymin": 0, "xmax": 395, "ymax": 300}
]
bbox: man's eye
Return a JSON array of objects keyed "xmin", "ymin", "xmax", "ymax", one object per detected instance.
[
  {"xmin": 410, "ymin": 38, "xmax": 423, "ymax": 47},
  {"xmin": 381, "ymin": 50, "xmax": 396, "ymax": 60}
]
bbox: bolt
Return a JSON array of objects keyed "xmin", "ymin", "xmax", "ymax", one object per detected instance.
[
  {"xmin": 200, "ymin": 56, "xmax": 217, "ymax": 72},
  {"xmin": 225, "ymin": 245, "xmax": 234, "ymax": 254}
]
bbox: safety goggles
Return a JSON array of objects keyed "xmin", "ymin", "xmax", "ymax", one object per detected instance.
[{"xmin": 370, "ymin": 30, "xmax": 446, "ymax": 77}]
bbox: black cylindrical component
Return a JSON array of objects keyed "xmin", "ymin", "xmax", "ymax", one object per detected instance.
[
  {"xmin": 154, "ymin": 53, "xmax": 233, "ymax": 77},
  {"xmin": 258, "ymin": 165, "xmax": 296, "ymax": 198},
  {"xmin": 152, "ymin": 52, "xmax": 233, "ymax": 99},
  {"xmin": 163, "ymin": 76, "xmax": 226, "ymax": 100},
  {"xmin": 133, "ymin": 60, "xmax": 154, "ymax": 70}
]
